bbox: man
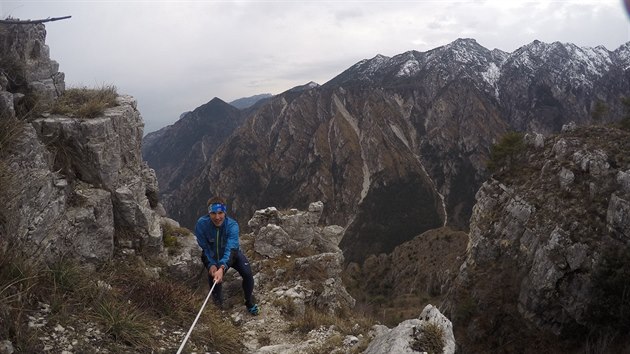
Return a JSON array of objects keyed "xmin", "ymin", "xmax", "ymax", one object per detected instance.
[{"xmin": 194, "ymin": 196, "xmax": 259, "ymax": 315}]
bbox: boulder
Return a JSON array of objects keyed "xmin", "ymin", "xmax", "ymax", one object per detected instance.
[
  {"xmin": 363, "ymin": 304, "xmax": 455, "ymax": 354},
  {"xmin": 252, "ymin": 201, "xmax": 341, "ymax": 257}
]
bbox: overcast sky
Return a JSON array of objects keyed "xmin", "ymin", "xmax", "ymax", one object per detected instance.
[{"xmin": 2, "ymin": 0, "xmax": 629, "ymax": 134}]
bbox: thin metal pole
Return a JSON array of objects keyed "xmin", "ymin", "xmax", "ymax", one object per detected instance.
[{"xmin": 176, "ymin": 280, "xmax": 217, "ymax": 354}]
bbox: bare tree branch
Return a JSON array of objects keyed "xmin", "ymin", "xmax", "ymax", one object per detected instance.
[{"xmin": 0, "ymin": 16, "xmax": 72, "ymax": 25}]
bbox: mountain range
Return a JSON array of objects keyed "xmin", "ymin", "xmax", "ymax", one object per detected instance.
[{"xmin": 142, "ymin": 38, "xmax": 630, "ymax": 263}]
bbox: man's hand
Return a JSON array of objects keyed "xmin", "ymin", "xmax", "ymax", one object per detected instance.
[{"xmin": 209, "ymin": 265, "xmax": 224, "ymax": 283}]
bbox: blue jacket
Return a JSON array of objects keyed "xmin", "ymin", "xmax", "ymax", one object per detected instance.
[{"xmin": 194, "ymin": 215, "xmax": 240, "ymax": 269}]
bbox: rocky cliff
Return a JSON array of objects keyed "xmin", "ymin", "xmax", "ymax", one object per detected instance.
[
  {"xmin": 0, "ymin": 21, "xmax": 64, "ymax": 113},
  {"xmin": 447, "ymin": 123, "xmax": 630, "ymax": 352},
  {"xmin": 0, "ymin": 22, "xmax": 199, "ymax": 273},
  {"xmin": 144, "ymin": 38, "xmax": 630, "ymax": 263}
]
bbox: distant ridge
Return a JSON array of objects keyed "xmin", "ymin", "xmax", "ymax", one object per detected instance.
[
  {"xmin": 143, "ymin": 38, "xmax": 630, "ymax": 261},
  {"xmin": 229, "ymin": 93, "xmax": 273, "ymax": 109}
]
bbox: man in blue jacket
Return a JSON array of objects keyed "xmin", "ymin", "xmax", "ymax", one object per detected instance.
[{"xmin": 194, "ymin": 196, "xmax": 259, "ymax": 315}]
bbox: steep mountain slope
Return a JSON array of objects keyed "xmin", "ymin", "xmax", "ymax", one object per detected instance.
[
  {"xmin": 144, "ymin": 38, "xmax": 630, "ymax": 263},
  {"xmin": 142, "ymin": 98, "xmax": 244, "ymax": 219},
  {"xmin": 229, "ymin": 93, "xmax": 273, "ymax": 110},
  {"xmin": 447, "ymin": 124, "xmax": 630, "ymax": 352}
]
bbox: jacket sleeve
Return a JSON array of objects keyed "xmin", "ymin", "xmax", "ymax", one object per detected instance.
[
  {"xmin": 218, "ymin": 219, "xmax": 240, "ymax": 268},
  {"xmin": 195, "ymin": 219, "xmax": 217, "ymax": 268}
]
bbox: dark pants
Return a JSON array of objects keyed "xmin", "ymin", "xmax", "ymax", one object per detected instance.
[{"xmin": 205, "ymin": 250, "xmax": 255, "ymax": 307}]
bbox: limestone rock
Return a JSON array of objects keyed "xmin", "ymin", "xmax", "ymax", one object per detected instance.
[
  {"xmin": 0, "ymin": 23, "xmax": 65, "ymax": 105},
  {"xmin": 524, "ymin": 132, "xmax": 545, "ymax": 148},
  {"xmin": 255, "ymin": 224, "xmax": 291, "ymax": 258},
  {"xmin": 0, "ymin": 91, "xmax": 15, "ymax": 118},
  {"xmin": 252, "ymin": 201, "xmax": 339, "ymax": 258},
  {"xmin": 313, "ymin": 225, "xmax": 345, "ymax": 253},
  {"xmin": 419, "ymin": 304, "xmax": 456, "ymax": 354},
  {"xmin": 363, "ymin": 304, "xmax": 455, "ymax": 354},
  {"xmin": 558, "ymin": 167, "xmax": 575, "ymax": 190},
  {"xmin": 616, "ymin": 170, "xmax": 630, "ymax": 194},
  {"xmin": 0, "ymin": 340, "xmax": 15, "ymax": 354},
  {"xmin": 3, "ymin": 89, "xmax": 166, "ymax": 265},
  {"xmin": 164, "ymin": 230, "xmax": 203, "ymax": 280},
  {"xmin": 607, "ymin": 194, "xmax": 630, "ymax": 239},
  {"xmin": 247, "ymin": 206, "xmax": 280, "ymax": 233},
  {"xmin": 315, "ymin": 277, "xmax": 356, "ymax": 313}
]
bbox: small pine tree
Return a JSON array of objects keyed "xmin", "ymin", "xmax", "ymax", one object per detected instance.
[{"xmin": 487, "ymin": 131, "xmax": 525, "ymax": 174}]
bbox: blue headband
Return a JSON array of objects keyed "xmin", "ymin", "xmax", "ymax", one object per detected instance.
[{"xmin": 209, "ymin": 203, "xmax": 226, "ymax": 213}]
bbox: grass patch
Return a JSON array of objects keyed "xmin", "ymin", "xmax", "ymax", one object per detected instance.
[
  {"xmin": 92, "ymin": 298, "xmax": 153, "ymax": 346},
  {"xmin": 289, "ymin": 304, "xmax": 373, "ymax": 336},
  {"xmin": 290, "ymin": 306, "xmax": 337, "ymax": 333},
  {"xmin": 51, "ymin": 85, "xmax": 118, "ymax": 118},
  {"xmin": 0, "ymin": 241, "xmax": 42, "ymax": 352},
  {"xmin": 273, "ymin": 296, "xmax": 299, "ymax": 318},
  {"xmin": 0, "ymin": 241, "xmax": 244, "ymax": 353},
  {"xmin": 188, "ymin": 311, "xmax": 244, "ymax": 354},
  {"xmin": 162, "ymin": 222, "xmax": 191, "ymax": 250},
  {"xmin": 0, "ymin": 113, "xmax": 25, "ymax": 233}
]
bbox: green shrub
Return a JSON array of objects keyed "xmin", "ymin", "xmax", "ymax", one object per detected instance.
[
  {"xmin": 487, "ymin": 131, "xmax": 525, "ymax": 174},
  {"xmin": 587, "ymin": 246, "xmax": 630, "ymax": 332},
  {"xmin": 162, "ymin": 223, "xmax": 191, "ymax": 251},
  {"xmin": 454, "ymin": 295, "xmax": 477, "ymax": 323}
]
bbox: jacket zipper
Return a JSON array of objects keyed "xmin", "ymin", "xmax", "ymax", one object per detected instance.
[{"xmin": 216, "ymin": 227, "xmax": 220, "ymax": 263}]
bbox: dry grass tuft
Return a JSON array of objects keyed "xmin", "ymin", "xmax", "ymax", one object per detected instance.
[
  {"xmin": 0, "ymin": 241, "xmax": 42, "ymax": 352},
  {"xmin": 411, "ymin": 322, "xmax": 445, "ymax": 354},
  {"xmin": 92, "ymin": 298, "xmax": 153, "ymax": 347},
  {"xmin": 0, "ymin": 113, "xmax": 25, "ymax": 233},
  {"xmin": 162, "ymin": 222, "xmax": 191, "ymax": 250},
  {"xmin": 51, "ymin": 85, "xmax": 118, "ymax": 118}
]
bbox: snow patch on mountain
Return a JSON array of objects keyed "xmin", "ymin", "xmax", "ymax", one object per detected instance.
[
  {"xmin": 481, "ymin": 62, "xmax": 501, "ymax": 98},
  {"xmin": 396, "ymin": 59, "xmax": 420, "ymax": 77},
  {"xmin": 354, "ymin": 54, "xmax": 390, "ymax": 78}
]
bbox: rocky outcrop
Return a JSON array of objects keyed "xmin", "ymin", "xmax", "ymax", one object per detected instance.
[
  {"xmin": 247, "ymin": 201, "xmax": 355, "ymax": 314},
  {"xmin": 0, "ymin": 23, "xmax": 200, "ymax": 276},
  {"xmin": 449, "ymin": 125, "xmax": 630, "ymax": 350},
  {"xmin": 216, "ymin": 202, "xmax": 365, "ymax": 353},
  {"xmin": 0, "ymin": 22, "xmax": 64, "ymax": 115},
  {"xmin": 364, "ymin": 304, "xmax": 455, "ymax": 354}
]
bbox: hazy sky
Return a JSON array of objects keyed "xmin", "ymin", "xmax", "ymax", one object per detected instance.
[{"xmin": 2, "ymin": 0, "xmax": 629, "ymax": 134}]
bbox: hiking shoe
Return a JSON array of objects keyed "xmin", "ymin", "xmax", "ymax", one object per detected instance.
[{"xmin": 247, "ymin": 303, "xmax": 260, "ymax": 316}]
